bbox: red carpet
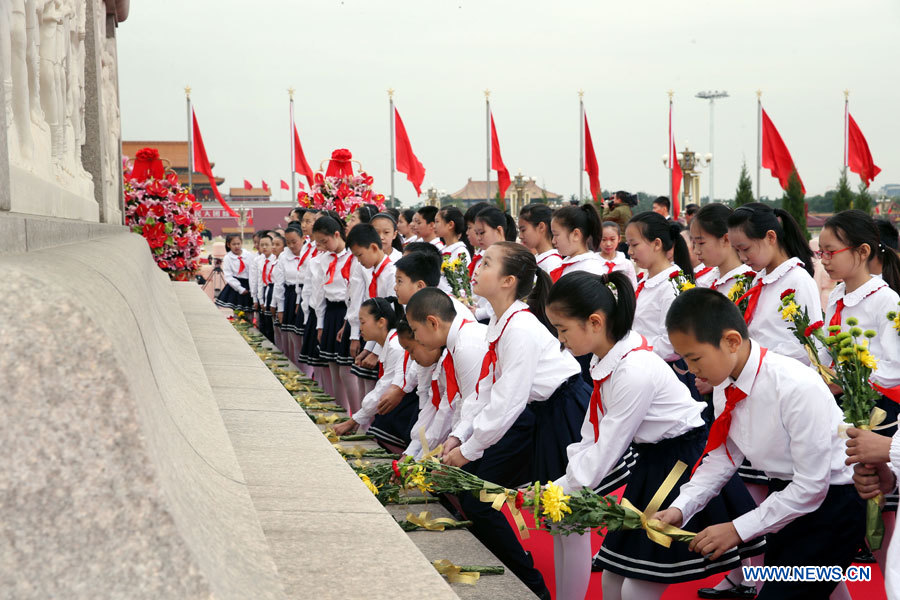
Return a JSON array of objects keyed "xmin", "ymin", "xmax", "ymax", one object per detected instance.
[{"xmin": 499, "ymin": 496, "xmax": 886, "ymax": 599}]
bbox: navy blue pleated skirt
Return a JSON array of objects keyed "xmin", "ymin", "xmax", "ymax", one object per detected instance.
[
  {"xmin": 318, "ymin": 300, "xmax": 347, "ymax": 363},
  {"xmin": 349, "ymin": 335, "xmax": 380, "ymax": 380},
  {"xmin": 215, "ymin": 277, "xmax": 252, "ymax": 310},
  {"xmin": 280, "ymin": 284, "xmax": 298, "ymax": 334},
  {"xmin": 298, "ymin": 308, "xmax": 327, "ymax": 367},
  {"xmin": 334, "ymin": 322, "xmax": 354, "ymax": 366},
  {"xmin": 529, "ymin": 374, "xmax": 590, "ymax": 483},
  {"xmin": 369, "ymin": 390, "xmax": 420, "ymax": 450},
  {"xmin": 292, "ymin": 285, "xmax": 306, "ymax": 333},
  {"xmin": 595, "ymin": 426, "xmax": 765, "ymax": 584}
]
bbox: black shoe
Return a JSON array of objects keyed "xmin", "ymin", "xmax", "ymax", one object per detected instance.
[
  {"xmin": 854, "ymin": 545, "xmax": 877, "ymax": 564},
  {"xmin": 697, "ymin": 579, "xmax": 757, "ymax": 599},
  {"xmin": 591, "ymin": 553, "xmax": 604, "ymax": 572}
]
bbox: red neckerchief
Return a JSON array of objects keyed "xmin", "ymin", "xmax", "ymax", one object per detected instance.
[
  {"xmin": 589, "ymin": 335, "xmax": 653, "ymax": 442},
  {"xmin": 695, "ymin": 265, "xmax": 714, "ymax": 279},
  {"xmin": 377, "ymin": 331, "xmax": 399, "ymax": 379},
  {"xmin": 340, "ymin": 254, "xmax": 354, "ymax": 281},
  {"xmin": 692, "ymin": 347, "xmax": 768, "ymax": 474},
  {"xmin": 443, "ymin": 319, "xmax": 472, "ymax": 406},
  {"xmin": 475, "ymin": 309, "xmax": 530, "ymax": 399},
  {"xmin": 468, "ymin": 254, "xmax": 482, "ymax": 277},
  {"xmin": 537, "ymin": 251, "xmax": 562, "ymax": 265},
  {"xmin": 369, "ymin": 256, "xmax": 392, "ymax": 298},
  {"xmin": 237, "ymin": 254, "xmax": 245, "ymax": 274},
  {"xmin": 830, "ymin": 282, "xmax": 887, "ymax": 327}
]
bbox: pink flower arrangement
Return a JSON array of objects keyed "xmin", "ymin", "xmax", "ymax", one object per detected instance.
[
  {"xmin": 298, "ymin": 171, "xmax": 386, "ymax": 218},
  {"xmin": 124, "ymin": 152, "xmax": 204, "ymax": 282}
]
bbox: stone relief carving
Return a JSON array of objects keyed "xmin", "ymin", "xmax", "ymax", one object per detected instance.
[{"xmin": 2, "ymin": 0, "xmax": 94, "ymax": 198}]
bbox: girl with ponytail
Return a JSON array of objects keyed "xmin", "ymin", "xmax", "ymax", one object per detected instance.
[
  {"xmin": 548, "ymin": 202, "xmax": 606, "ymax": 282},
  {"xmin": 726, "ymin": 202, "xmax": 823, "ymax": 365},
  {"xmin": 625, "ymin": 211, "xmax": 703, "ymax": 401},
  {"xmin": 440, "ymin": 242, "xmax": 595, "ymax": 599},
  {"xmin": 518, "ymin": 203, "xmax": 562, "ymax": 275},
  {"xmin": 545, "ymin": 271, "xmax": 759, "ymax": 600},
  {"xmin": 819, "ymin": 210, "xmax": 900, "ymax": 569}
]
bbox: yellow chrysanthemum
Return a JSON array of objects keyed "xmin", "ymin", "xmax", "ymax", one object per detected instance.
[
  {"xmin": 359, "ymin": 473, "xmax": 379, "ymax": 496},
  {"xmin": 858, "ymin": 349, "xmax": 878, "ymax": 370},
  {"xmin": 407, "ymin": 472, "xmax": 433, "ymax": 494},
  {"xmin": 726, "ymin": 282, "xmax": 743, "ymax": 303},
  {"xmin": 679, "ymin": 282, "xmax": 696, "ymax": 292},
  {"xmin": 893, "ymin": 315, "xmax": 900, "ymax": 334},
  {"xmin": 540, "ymin": 483, "xmax": 572, "ymax": 523},
  {"xmin": 781, "ymin": 302, "xmax": 799, "ymax": 321}
]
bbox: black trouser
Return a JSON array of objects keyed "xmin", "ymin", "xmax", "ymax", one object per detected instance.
[
  {"xmin": 457, "ymin": 407, "xmax": 547, "ymax": 595},
  {"xmin": 757, "ymin": 480, "xmax": 865, "ymax": 600}
]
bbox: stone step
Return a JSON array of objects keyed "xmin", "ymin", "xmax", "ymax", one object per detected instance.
[{"xmin": 173, "ymin": 283, "xmax": 458, "ymax": 600}]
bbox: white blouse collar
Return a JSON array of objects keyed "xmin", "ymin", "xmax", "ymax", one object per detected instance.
[
  {"xmin": 828, "ymin": 275, "xmax": 888, "ymax": 309},
  {"xmin": 760, "ymin": 256, "xmax": 803, "ymax": 285},
  {"xmin": 590, "ymin": 330, "xmax": 647, "ymax": 380}
]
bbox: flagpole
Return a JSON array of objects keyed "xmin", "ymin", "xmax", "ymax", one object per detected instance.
[
  {"xmin": 578, "ymin": 90, "xmax": 584, "ymax": 203},
  {"xmin": 668, "ymin": 91, "xmax": 674, "ymax": 208},
  {"xmin": 388, "ymin": 89, "xmax": 395, "ymax": 205},
  {"xmin": 843, "ymin": 89, "xmax": 849, "ymax": 177},
  {"xmin": 485, "ymin": 89, "xmax": 491, "ymax": 202},
  {"xmin": 756, "ymin": 90, "xmax": 762, "ymax": 200},
  {"xmin": 289, "ymin": 87, "xmax": 295, "ymax": 203},
  {"xmin": 185, "ymin": 86, "xmax": 192, "ymax": 190}
]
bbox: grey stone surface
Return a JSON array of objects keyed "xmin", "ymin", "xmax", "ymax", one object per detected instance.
[
  {"xmin": 82, "ymin": 0, "xmax": 109, "ymax": 222},
  {"xmin": 175, "ymin": 283, "xmax": 460, "ymax": 600},
  {"xmin": 0, "ymin": 73, "xmax": 9, "ymax": 212},
  {"xmin": 0, "ymin": 211, "xmax": 126, "ymax": 255},
  {"xmin": 0, "ymin": 233, "xmax": 285, "ymax": 599}
]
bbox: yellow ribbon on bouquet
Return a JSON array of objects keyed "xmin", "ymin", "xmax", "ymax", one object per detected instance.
[
  {"xmin": 479, "ymin": 485, "xmax": 530, "ymax": 540},
  {"xmin": 406, "ymin": 511, "xmax": 466, "ymax": 531},
  {"xmin": 805, "ymin": 346, "xmax": 836, "ymax": 385},
  {"xmin": 619, "ymin": 460, "xmax": 697, "ymax": 548},
  {"xmin": 432, "ymin": 559, "xmax": 480, "ymax": 585}
]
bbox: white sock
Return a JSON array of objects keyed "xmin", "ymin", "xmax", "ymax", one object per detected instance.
[{"xmin": 553, "ymin": 532, "xmax": 591, "ymax": 600}]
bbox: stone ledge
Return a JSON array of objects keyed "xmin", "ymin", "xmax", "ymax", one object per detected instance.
[
  {"xmin": 174, "ymin": 283, "xmax": 459, "ymax": 600},
  {"xmin": 0, "ymin": 210, "xmax": 126, "ymax": 255},
  {"xmin": 0, "ymin": 233, "xmax": 285, "ymax": 599}
]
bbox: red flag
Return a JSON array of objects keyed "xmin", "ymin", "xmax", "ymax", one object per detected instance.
[
  {"xmin": 261, "ymin": 180, "xmax": 269, "ymax": 191},
  {"xmin": 762, "ymin": 109, "xmax": 805, "ymax": 194},
  {"xmin": 490, "ymin": 112, "xmax": 510, "ymax": 204},
  {"xmin": 847, "ymin": 113, "xmax": 881, "ymax": 188},
  {"xmin": 394, "ymin": 107, "xmax": 426, "ymax": 195},
  {"xmin": 243, "ymin": 179, "xmax": 253, "ymax": 190},
  {"xmin": 280, "ymin": 179, "xmax": 289, "ymax": 190},
  {"xmin": 668, "ymin": 104, "xmax": 682, "ymax": 219},
  {"xmin": 192, "ymin": 109, "xmax": 238, "ymax": 218},
  {"xmin": 248, "ymin": 209, "xmax": 253, "ymax": 226},
  {"xmin": 293, "ymin": 124, "xmax": 315, "ymax": 188},
  {"xmin": 584, "ymin": 111, "xmax": 601, "ymax": 201}
]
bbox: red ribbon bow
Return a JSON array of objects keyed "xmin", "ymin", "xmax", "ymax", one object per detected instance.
[
  {"xmin": 737, "ymin": 281, "xmax": 764, "ymax": 324},
  {"xmin": 475, "ymin": 309, "xmax": 530, "ymax": 398},
  {"xmin": 325, "ymin": 148, "xmax": 354, "ymax": 177},
  {"xmin": 130, "ymin": 147, "xmax": 165, "ymax": 182}
]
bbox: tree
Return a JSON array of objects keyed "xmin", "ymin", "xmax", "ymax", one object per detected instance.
[
  {"xmin": 735, "ymin": 162, "xmax": 754, "ymax": 207},
  {"xmin": 782, "ymin": 169, "xmax": 809, "ymax": 240},
  {"xmin": 833, "ymin": 171, "xmax": 855, "ymax": 213},
  {"xmin": 854, "ymin": 182, "xmax": 873, "ymax": 214}
]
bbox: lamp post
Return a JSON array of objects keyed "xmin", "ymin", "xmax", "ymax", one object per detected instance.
[
  {"xmin": 695, "ymin": 90, "xmax": 728, "ymax": 203},
  {"xmin": 662, "ymin": 144, "xmax": 711, "ymax": 207},
  {"xmin": 426, "ymin": 185, "xmax": 439, "ymax": 208},
  {"xmin": 512, "ymin": 171, "xmax": 531, "ymax": 217}
]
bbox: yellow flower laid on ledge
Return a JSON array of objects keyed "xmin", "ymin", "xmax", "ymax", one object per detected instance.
[
  {"xmin": 540, "ymin": 483, "xmax": 572, "ymax": 523},
  {"xmin": 359, "ymin": 473, "xmax": 380, "ymax": 496}
]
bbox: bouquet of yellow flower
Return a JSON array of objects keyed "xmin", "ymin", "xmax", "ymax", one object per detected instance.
[
  {"xmin": 887, "ymin": 301, "xmax": 900, "ymax": 336},
  {"xmin": 365, "ymin": 458, "xmax": 696, "ymax": 545},
  {"xmin": 441, "ymin": 255, "xmax": 473, "ymax": 301},
  {"xmin": 726, "ymin": 270, "xmax": 758, "ymax": 315},
  {"xmin": 667, "ymin": 269, "xmax": 696, "ymax": 294},
  {"xmin": 780, "ymin": 293, "xmax": 885, "ymax": 549}
]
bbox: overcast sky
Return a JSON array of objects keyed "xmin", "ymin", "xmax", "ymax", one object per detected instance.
[{"xmin": 118, "ymin": 0, "xmax": 900, "ymax": 207}]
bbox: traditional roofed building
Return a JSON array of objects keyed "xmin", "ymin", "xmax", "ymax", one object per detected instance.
[
  {"xmin": 227, "ymin": 187, "xmax": 271, "ymax": 202},
  {"xmin": 449, "ymin": 177, "xmax": 562, "ymax": 214}
]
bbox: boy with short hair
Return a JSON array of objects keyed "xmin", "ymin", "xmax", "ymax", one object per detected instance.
[
  {"xmin": 394, "ymin": 252, "xmax": 475, "ymax": 321},
  {"xmin": 414, "ymin": 206, "xmax": 443, "ymax": 249},
  {"xmin": 405, "ymin": 288, "xmax": 549, "ymax": 598},
  {"xmin": 655, "ymin": 288, "xmax": 865, "ymax": 599}
]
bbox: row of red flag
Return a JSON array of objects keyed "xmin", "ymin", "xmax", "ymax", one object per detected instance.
[{"xmin": 193, "ymin": 102, "xmax": 880, "ymax": 223}]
